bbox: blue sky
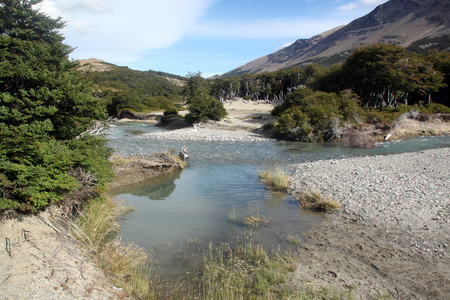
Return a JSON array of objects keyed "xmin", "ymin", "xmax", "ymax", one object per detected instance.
[{"xmin": 37, "ymin": 0, "xmax": 387, "ymax": 77}]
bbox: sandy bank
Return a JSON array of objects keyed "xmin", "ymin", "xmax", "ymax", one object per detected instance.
[
  {"xmin": 287, "ymin": 148, "xmax": 450, "ymax": 298},
  {"xmin": 0, "ymin": 208, "xmax": 124, "ymax": 299}
]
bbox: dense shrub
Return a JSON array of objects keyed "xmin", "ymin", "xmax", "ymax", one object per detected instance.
[
  {"xmin": 272, "ymin": 88, "xmax": 361, "ymax": 141},
  {"xmin": 185, "ymin": 94, "xmax": 227, "ymax": 123},
  {"xmin": 0, "ymin": 0, "xmax": 112, "ymax": 213}
]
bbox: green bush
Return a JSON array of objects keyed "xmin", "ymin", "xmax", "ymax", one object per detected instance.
[
  {"xmin": 185, "ymin": 95, "xmax": 227, "ymax": 123},
  {"xmin": 0, "ymin": 1, "xmax": 113, "ymax": 213},
  {"xmin": 272, "ymin": 88, "xmax": 360, "ymax": 141}
]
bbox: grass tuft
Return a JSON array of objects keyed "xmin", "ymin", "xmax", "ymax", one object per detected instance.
[
  {"xmin": 230, "ymin": 204, "xmax": 272, "ymax": 228},
  {"xmin": 73, "ymin": 197, "xmax": 154, "ymax": 299},
  {"xmin": 287, "ymin": 234, "xmax": 301, "ymax": 245},
  {"xmin": 259, "ymin": 164, "xmax": 291, "ymax": 193},
  {"xmin": 297, "ymin": 189, "xmax": 341, "ymax": 212},
  {"xmin": 315, "ymin": 198, "xmax": 342, "ymax": 212},
  {"xmin": 200, "ymin": 232, "xmax": 293, "ymax": 299}
]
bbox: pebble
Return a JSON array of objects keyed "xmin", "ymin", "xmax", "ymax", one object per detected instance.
[
  {"xmin": 289, "ymin": 147, "xmax": 450, "ymax": 257},
  {"xmin": 139, "ymin": 128, "xmax": 270, "ymax": 142}
]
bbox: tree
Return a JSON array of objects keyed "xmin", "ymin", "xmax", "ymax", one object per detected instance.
[
  {"xmin": 184, "ymin": 72, "xmax": 227, "ymax": 123},
  {"xmin": 341, "ymin": 43, "xmax": 408, "ymax": 107},
  {"xmin": 272, "ymin": 88, "xmax": 361, "ymax": 142},
  {"xmin": 341, "ymin": 43, "xmax": 445, "ymax": 107},
  {"xmin": 0, "ymin": 0, "xmax": 111, "ymax": 212}
]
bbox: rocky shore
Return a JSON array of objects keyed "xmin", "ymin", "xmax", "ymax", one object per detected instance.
[
  {"xmin": 140, "ymin": 127, "xmax": 270, "ymax": 142},
  {"xmin": 287, "ymin": 147, "xmax": 450, "ymax": 298}
]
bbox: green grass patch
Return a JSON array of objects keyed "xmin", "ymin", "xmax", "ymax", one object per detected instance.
[{"xmin": 200, "ymin": 232, "xmax": 293, "ymax": 300}]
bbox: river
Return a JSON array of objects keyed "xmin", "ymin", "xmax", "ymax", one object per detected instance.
[{"xmin": 106, "ymin": 122, "xmax": 450, "ymax": 281}]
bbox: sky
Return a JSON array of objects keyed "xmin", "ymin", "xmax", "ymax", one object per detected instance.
[{"xmin": 37, "ymin": 0, "xmax": 388, "ymax": 77}]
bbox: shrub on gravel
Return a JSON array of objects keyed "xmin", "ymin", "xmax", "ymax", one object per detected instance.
[{"xmin": 297, "ymin": 189, "xmax": 341, "ymax": 212}]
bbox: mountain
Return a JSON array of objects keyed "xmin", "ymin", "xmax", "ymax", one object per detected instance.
[{"xmin": 224, "ymin": 0, "xmax": 450, "ymax": 76}]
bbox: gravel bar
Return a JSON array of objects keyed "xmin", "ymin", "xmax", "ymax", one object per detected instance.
[
  {"xmin": 290, "ymin": 147, "xmax": 450, "ymax": 256},
  {"xmin": 140, "ymin": 128, "xmax": 270, "ymax": 142}
]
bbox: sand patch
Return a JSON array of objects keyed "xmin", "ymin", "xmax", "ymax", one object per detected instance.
[{"xmin": 0, "ymin": 209, "xmax": 124, "ymax": 299}]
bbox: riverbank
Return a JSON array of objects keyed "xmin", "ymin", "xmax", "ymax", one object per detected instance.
[
  {"xmin": 287, "ymin": 147, "xmax": 450, "ymax": 298},
  {"xmin": 135, "ymin": 101, "xmax": 450, "ymax": 143},
  {"xmin": 0, "ymin": 152, "xmax": 186, "ymax": 299},
  {"xmin": 0, "ymin": 207, "xmax": 124, "ymax": 299},
  {"xmin": 108, "ymin": 152, "xmax": 187, "ymax": 191}
]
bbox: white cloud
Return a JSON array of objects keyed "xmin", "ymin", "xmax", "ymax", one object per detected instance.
[
  {"xmin": 338, "ymin": 0, "xmax": 386, "ymax": 12},
  {"xmin": 55, "ymin": 0, "xmax": 113, "ymax": 14},
  {"xmin": 338, "ymin": 2, "xmax": 358, "ymax": 11},
  {"xmin": 192, "ymin": 17, "xmax": 345, "ymax": 39},
  {"xmin": 275, "ymin": 41, "xmax": 295, "ymax": 50},
  {"xmin": 37, "ymin": 0, "xmax": 215, "ymax": 64}
]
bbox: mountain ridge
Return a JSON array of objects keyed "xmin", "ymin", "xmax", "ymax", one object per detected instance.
[{"xmin": 224, "ymin": 0, "xmax": 450, "ymax": 76}]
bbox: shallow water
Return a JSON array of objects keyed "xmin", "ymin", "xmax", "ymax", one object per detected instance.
[{"xmin": 107, "ymin": 123, "xmax": 450, "ymax": 280}]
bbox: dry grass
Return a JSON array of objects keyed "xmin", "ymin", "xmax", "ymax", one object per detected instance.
[
  {"xmin": 72, "ymin": 198, "xmax": 132, "ymax": 249},
  {"xmin": 243, "ymin": 214, "xmax": 271, "ymax": 227},
  {"xmin": 95, "ymin": 239, "xmax": 151, "ymax": 298},
  {"xmin": 315, "ymin": 198, "xmax": 342, "ymax": 212},
  {"xmin": 297, "ymin": 189, "xmax": 341, "ymax": 212},
  {"xmin": 392, "ymin": 118, "xmax": 450, "ymax": 138},
  {"xmin": 73, "ymin": 197, "xmax": 154, "ymax": 298},
  {"xmin": 243, "ymin": 204, "xmax": 271, "ymax": 228},
  {"xmin": 259, "ymin": 164, "xmax": 291, "ymax": 193}
]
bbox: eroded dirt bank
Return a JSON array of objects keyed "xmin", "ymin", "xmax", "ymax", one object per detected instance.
[
  {"xmin": 108, "ymin": 152, "xmax": 186, "ymax": 191},
  {"xmin": 0, "ymin": 208, "xmax": 123, "ymax": 299}
]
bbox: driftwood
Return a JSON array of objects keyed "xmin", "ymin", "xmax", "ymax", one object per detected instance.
[{"xmin": 76, "ymin": 122, "xmax": 104, "ymax": 139}]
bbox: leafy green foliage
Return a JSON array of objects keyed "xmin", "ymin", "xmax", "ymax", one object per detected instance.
[
  {"xmin": 0, "ymin": 0, "xmax": 112, "ymax": 212},
  {"xmin": 84, "ymin": 66, "xmax": 184, "ymax": 115},
  {"xmin": 272, "ymin": 88, "xmax": 361, "ymax": 141},
  {"xmin": 340, "ymin": 43, "xmax": 446, "ymax": 108},
  {"xmin": 184, "ymin": 73, "xmax": 227, "ymax": 123},
  {"xmin": 185, "ymin": 94, "xmax": 227, "ymax": 123}
]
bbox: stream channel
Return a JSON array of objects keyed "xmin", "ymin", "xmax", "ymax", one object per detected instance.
[{"xmin": 106, "ymin": 122, "xmax": 450, "ymax": 282}]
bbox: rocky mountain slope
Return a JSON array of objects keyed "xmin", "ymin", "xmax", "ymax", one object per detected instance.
[{"xmin": 224, "ymin": 0, "xmax": 450, "ymax": 76}]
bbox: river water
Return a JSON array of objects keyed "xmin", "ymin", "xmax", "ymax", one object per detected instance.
[{"xmin": 106, "ymin": 122, "xmax": 450, "ymax": 281}]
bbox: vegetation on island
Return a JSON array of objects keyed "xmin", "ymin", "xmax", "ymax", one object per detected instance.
[
  {"xmin": 183, "ymin": 71, "xmax": 228, "ymax": 123},
  {"xmin": 82, "ymin": 41, "xmax": 449, "ymax": 140},
  {"xmin": 209, "ymin": 43, "xmax": 450, "ymax": 142}
]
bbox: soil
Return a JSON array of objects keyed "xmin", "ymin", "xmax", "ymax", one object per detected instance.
[
  {"xmin": 0, "ymin": 208, "xmax": 125, "ymax": 299},
  {"xmin": 289, "ymin": 215, "xmax": 450, "ymax": 299},
  {"xmin": 287, "ymin": 148, "xmax": 450, "ymax": 299},
  {"xmin": 108, "ymin": 152, "xmax": 186, "ymax": 191}
]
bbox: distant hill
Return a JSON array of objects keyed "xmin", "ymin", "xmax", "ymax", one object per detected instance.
[
  {"xmin": 224, "ymin": 0, "xmax": 450, "ymax": 76},
  {"xmin": 77, "ymin": 59, "xmax": 186, "ymax": 115},
  {"xmin": 77, "ymin": 58, "xmax": 186, "ymax": 86}
]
